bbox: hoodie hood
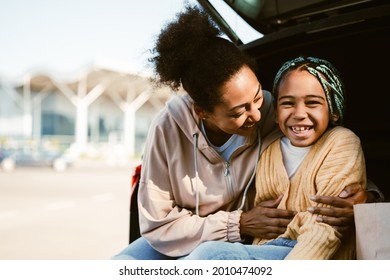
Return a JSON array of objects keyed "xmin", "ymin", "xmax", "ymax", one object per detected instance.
[{"xmin": 166, "ymin": 94, "xmax": 202, "ymax": 145}]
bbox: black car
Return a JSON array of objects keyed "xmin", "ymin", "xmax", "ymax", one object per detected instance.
[{"xmin": 198, "ymin": 0, "xmax": 390, "ymax": 199}]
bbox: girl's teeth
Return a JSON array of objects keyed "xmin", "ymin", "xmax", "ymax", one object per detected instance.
[{"xmin": 292, "ymin": 127, "xmax": 309, "ymax": 132}]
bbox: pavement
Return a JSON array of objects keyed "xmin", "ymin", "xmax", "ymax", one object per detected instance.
[{"xmin": 0, "ymin": 159, "xmax": 140, "ymax": 260}]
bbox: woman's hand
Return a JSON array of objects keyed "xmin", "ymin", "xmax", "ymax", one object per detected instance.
[
  {"xmin": 240, "ymin": 196, "xmax": 296, "ymax": 239},
  {"xmin": 307, "ymin": 183, "xmax": 366, "ymax": 233}
]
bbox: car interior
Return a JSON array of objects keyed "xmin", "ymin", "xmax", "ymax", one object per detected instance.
[{"xmin": 198, "ymin": 0, "xmax": 390, "ymax": 199}]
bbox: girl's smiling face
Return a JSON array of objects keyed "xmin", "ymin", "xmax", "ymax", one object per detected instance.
[{"xmin": 276, "ymin": 69, "xmax": 330, "ymax": 147}]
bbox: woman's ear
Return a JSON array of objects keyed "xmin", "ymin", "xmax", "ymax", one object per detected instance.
[
  {"xmin": 332, "ymin": 114, "xmax": 339, "ymax": 122},
  {"xmin": 194, "ymin": 104, "xmax": 207, "ymax": 120}
]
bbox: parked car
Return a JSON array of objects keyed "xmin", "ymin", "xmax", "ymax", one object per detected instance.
[
  {"xmin": 128, "ymin": 0, "xmax": 390, "ymax": 243},
  {"xmin": 0, "ymin": 146, "xmax": 71, "ymax": 172},
  {"xmin": 0, "ymin": 147, "xmax": 12, "ymax": 166}
]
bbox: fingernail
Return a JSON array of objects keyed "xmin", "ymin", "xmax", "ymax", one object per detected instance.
[
  {"xmin": 339, "ymin": 190, "xmax": 348, "ymax": 198},
  {"xmin": 310, "ymin": 195, "xmax": 317, "ymax": 201},
  {"xmin": 316, "ymin": 216, "xmax": 323, "ymax": 222},
  {"xmin": 307, "ymin": 207, "xmax": 314, "ymax": 213}
]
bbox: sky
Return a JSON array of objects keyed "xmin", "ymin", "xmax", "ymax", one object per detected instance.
[{"xmin": 0, "ymin": 0, "xmax": 262, "ymax": 81}]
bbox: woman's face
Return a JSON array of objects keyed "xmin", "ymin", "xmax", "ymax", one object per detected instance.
[
  {"xmin": 276, "ymin": 69, "xmax": 330, "ymax": 147},
  {"xmin": 202, "ymin": 66, "xmax": 264, "ymax": 144}
]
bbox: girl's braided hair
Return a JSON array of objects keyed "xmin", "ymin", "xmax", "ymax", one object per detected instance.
[{"xmin": 273, "ymin": 56, "xmax": 346, "ymax": 126}]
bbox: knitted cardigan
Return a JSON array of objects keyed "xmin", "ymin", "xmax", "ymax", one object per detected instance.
[{"xmin": 253, "ymin": 126, "xmax": 366, "ymax": 259}]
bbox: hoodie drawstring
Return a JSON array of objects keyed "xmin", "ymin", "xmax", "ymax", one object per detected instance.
[
  {"xmin": 238, "ymin": 129, "xmax": 262, "ymax": 211},
  {"xmin": 193, "ymin": 133, "xmax": 200, "ymax": 216},
  {"xmin": 192, "ymin": 129, "xmax": 261, "ymax": 215}
]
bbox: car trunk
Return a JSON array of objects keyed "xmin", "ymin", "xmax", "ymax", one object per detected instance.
[{"xmin": 198, "ymin": 0, "xmax": 390, "ymax": 199}]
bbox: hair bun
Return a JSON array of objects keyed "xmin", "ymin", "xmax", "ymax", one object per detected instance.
[{"xmin": 150, "ymin": 5, "xmax": 221, "ymax": 90}]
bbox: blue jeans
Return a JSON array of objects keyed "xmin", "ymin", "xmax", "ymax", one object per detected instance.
[
  {"xmin": 112, "ymin": 237, "xmax": 296, "ymax": 260},
  {"xmin": 111, "ymin": 237, "xmax": 176, "ymax": 260},
  {"xmin": 182, "ymin": 238, "xmax": 297, "ymax": 260}
]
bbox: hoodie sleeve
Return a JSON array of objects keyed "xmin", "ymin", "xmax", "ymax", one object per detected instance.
[{"xmin": 137, "ymin": 107, "xmax": 243, "ymax": 257}]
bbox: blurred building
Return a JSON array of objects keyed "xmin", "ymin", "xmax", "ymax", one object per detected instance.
[{"xmin": 0, "ymin": 64, "xmax": 181, "ymax": 163}]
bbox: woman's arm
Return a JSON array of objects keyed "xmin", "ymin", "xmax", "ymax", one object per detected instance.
[{"xmin": 138, "ymin": 108, "xmax": 243, "ymax": 257}]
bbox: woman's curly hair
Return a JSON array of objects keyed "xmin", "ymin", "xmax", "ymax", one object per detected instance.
[{"xmin": 149, "ymin": 4, "xmax": 256, "ymax": 112}]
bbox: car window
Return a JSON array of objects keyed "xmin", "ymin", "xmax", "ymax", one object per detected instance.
[{"xmin": 207, "ymin": 0, "xmax": 263, "ymax": 44}]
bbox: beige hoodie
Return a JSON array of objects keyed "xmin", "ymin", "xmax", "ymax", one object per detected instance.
[{"xmin": 138, "ymin": 90, "xmax": 282, "ymax": 257}]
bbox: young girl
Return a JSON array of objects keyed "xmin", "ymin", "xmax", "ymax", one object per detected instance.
[{"xmin": 253, "ymin": 56, "xmax": 367, "ymax": 259}]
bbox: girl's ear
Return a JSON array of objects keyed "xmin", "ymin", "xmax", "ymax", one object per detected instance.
[{"xmin": 332, "ymin": 114, "xmax": 339, "ymax": 122}]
